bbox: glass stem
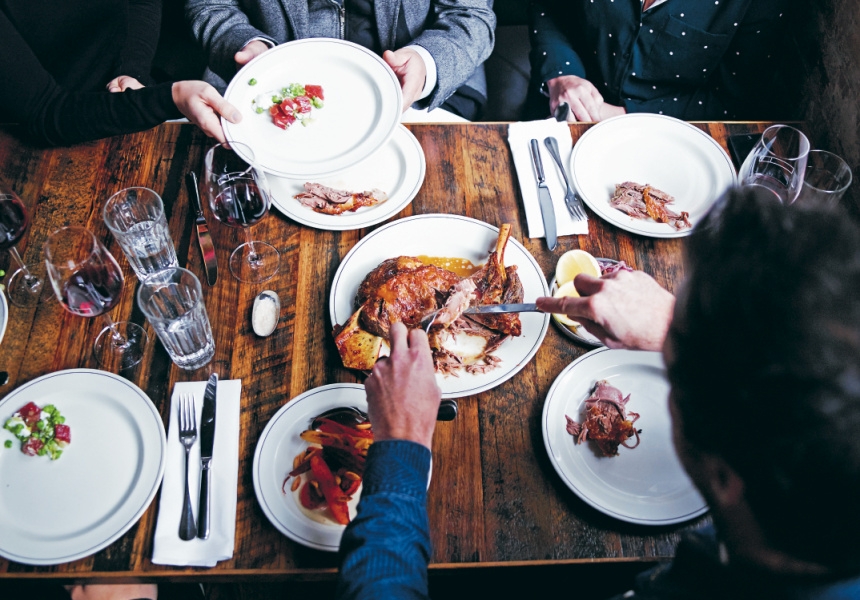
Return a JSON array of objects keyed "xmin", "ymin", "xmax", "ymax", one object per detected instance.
[
  {"xmin": 103, "ymin": 312, "xmax": 127, "ymax": 346},
  {"xmin": 9, "ymin": 247, "xmax": 39, "ymax": 289},
  {"xmin": 245, "ymin": 227, "xmax": 261, "ymax": 266}
]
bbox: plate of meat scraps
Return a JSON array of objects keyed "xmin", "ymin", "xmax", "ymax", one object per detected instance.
[
  {"xmin": 542, "ymin": 348, "xmax": 707, "ymax": 525},
  {"xmin": 329, "ymin": 215, "xmax": 551, "ymax": 399},
  {"xmin": 267, "ymin": 125, "xmax": 426, "ymax": 230},
  {"xmin": 570, "ymin": 114, "xmax": 736, "ymax": 239}
]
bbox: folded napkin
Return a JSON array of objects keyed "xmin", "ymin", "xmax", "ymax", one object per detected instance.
[
  {"xmin": 152, "ymin": 380, "xmax": 242, "ymax": 567},
  {"xmin": 508, "ymin": 119, "xmax": 589, "ymax": 238}
]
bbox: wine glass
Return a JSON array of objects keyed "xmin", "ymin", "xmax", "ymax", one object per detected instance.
[
  {"xmin": 0, "ymin": 190, "xmax": 43, "ymax": 307},
  {"xmin": 203, "ymin": 142, "xmax": 279, "ymax": 283},
  {"xmin": 44, "ymin": 227, "xmax": 149, "ymax": 370},
  {"xmin": 738, "ymin": 125, "xmax": 810, "ymax": 204},
  {"xmin": 794, "ymin": 149, "xmax": 853, "ymax": 207}
]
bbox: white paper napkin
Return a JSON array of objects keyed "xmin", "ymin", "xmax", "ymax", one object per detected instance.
[
  {"xmin": 152, "ymin": 380, "xmax": 242, "ymax": 567},
  {"xmin": 508, "ymin": 119, "xmax": 589, "ymax": 238}
]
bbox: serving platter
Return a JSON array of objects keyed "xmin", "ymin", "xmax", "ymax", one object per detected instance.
[
  {"xmin": 570, "ymin": 114, "xmax": 736, "ymax": 238},
  {"xmin": 268, "ymin": 125, "xmax": 425, "ymax": 230},
  {"xmin": 543, "ymin": 348, "xmax": 707, "ymax": 525},
  {"xmin": 0, "ymin": 369, "xmax": 166, "ymax": 564},
  {"xmin": 222, "ymin": 39, "xmax": 402, "ymax": 178},
  {"xmin": 330, "ymin": 215, "xmax": 550, "ymax": 398}
]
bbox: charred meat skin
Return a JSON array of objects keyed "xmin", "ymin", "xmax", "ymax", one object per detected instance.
[
  {"xmin": 566, "ymin": 380, "xmax": 641, "ymax": 457},
  {"xmin": 294, "ymin": 183, "xmax": 387, "ymax": 215},
  {"xmin": 466, "ymin": 224, "xmax": 523, "ymax": 336},
  {"xmin": 609, "ymin": 181, "xmax": 691, "ymax": 230},
  {"xmin": 355, "ymin": 257, "xmax": 425, "ymax": 308}
]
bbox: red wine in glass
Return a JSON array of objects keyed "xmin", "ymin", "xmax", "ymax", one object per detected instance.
[
  {"xmin": 0, "ymin": 194, "xmax": 29, "ymax": 251},
  {"xmin": 60, "ymin": 261, "xmax": 124, "ymax": 318},
  {"xmin": 210, "ymin": 178, "xmax": 268, "ymax": 227}
]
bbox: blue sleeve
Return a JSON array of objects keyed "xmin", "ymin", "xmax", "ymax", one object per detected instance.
[
  {"xmin": 336, "ymin": 440, "xmax": 432, "ymax": 600},
  {"xmin": 528, "ymin": 0, "xmax": 587, "ymax": 90}
]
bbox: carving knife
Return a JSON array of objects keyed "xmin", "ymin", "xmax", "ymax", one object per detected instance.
[
  {"xmin": 464, "ymin": 303, "xmax": 540, "ymax": 315},
  {"xmin": 197, "ymin": 373, "xmax": 218, "ymax": 540},
  {"xmin": 528, "ymin": 139, "xmax": 558, "ymax": 251},
  {"xmin": 186, "ymin": 172, "xmax": 218, "ymax": 286}
]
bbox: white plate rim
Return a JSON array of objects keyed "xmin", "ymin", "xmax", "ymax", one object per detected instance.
[
  {"xmin": 0, "ymin": 291, "xmax": 7, "ymax": 347},
  {"xmin": 328, "ymin": 214, "xmax": 551, "ymax": 398},
  {"xmin": 222, "ymin": 39, "xmax": 402, "ymax": 179},
  {"xmin": 268, "ymin": 125, "xmax": 425, "ymax": 231},
  {"xmin": 570, "ymin": 113, "xmax": 736, "ymax": 239},
  {"xmin": 542, "ymin": 348, "xmax": 708, "ymax": 525},
  {"xmin": 0, "ymin": 368, "xmax": 166, "ymax": 564},
  {"xmin": 252, "ymin": 383, "xmax": 366, "ymax": 552}
]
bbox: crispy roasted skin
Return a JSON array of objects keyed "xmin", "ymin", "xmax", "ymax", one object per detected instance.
[
  {"xmin": 332, "ymin": 307, "xmax": 385, "ymax": 370},
  {"xmin": 355, "ymin": 256, "xmax": 425, "ymax": 308},
  {"xmin": 583, "ymin": 403, "xmax": 638, "ymax": 457},
  {"xmin": 466, "ymin": 266, "xmax": 523, "ymax": 336},
  {"xmin": 466, "ymin": 224, "xmax": 523, "ymax": 336}
]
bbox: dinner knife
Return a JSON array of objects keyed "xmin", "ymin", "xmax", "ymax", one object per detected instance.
[
  {"xmin": 528, "ymin": 139, "xmax": 558, "ymax": 251},
  {"xmin": 464, "ymin": 303, "xmax": 540, "ymax": 315},
  {"xmin": 197, "ymin": 373, "xmax": 218, "ymax": 540},
  {"xmin": 186, "ymin": 172, "xmax": 218, "ymax": 286}
]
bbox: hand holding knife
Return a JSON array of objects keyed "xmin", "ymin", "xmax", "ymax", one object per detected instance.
[
  {"xmin": 186, "ymin": 172, "xmax": 218, "ymax": 286},
  {"xmin": 197, "ymin": 373, "xmax": 218, "ymax": 540}
]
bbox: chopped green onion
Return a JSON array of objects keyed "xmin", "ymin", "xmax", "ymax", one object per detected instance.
[
  {"xmin": 0, "ymin": 269, "xmax": 5, "ymax": 277},
  {"xmin": 248, "ymin": 78, "xmax": 258, "ymax": 86},
  {"xmin": 255, "ymin": 107, "xmax": 264, "ymax": 114},
  {"xmin": 310, "ymin": 97, "xmax": 324, "ymax": 109},
  {"xmin": 4, "ymin": 440, "xmax": 11, "ymax": 448}
]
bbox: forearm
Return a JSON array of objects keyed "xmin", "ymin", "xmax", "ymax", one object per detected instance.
[
  {"xmin": 336, "ymin": 441, "xmax": 432, "ymax": 600},
  {"xmin": 122, "ymin": 0, "xmax": 163, "ymax": 83},
  {"xmin": 408, "ymin": 0, "xmax": 495, "ymax": 108},
  {"xmin": 529, "ymin": 0, "xmax": 586, "ymax": 88}
]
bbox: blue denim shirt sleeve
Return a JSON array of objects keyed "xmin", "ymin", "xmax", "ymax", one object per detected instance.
[{"xmin": 336, "ymin": 440, "xmax": 432, "ymax": 600}]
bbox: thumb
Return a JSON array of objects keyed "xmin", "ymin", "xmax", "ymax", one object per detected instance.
[
  {"xmin": 203, "ymin": 87, "xmax": 242, "ymax": 124},
  {"xmin": 383, "ymin": 49, "xmax": 406, "ymax": 70}
]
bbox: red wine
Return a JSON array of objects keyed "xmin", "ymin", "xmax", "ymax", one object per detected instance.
[
  {"xmin": 60, "ymin": 262, "xmax": 124, "ymax": 317},
  {"xmin": 0, "ymin": 194, "xmax": 29, "ymax": 251},
  {"xmin": 211, "ymin": 179, "xmax": 268, "ymax": 227}
]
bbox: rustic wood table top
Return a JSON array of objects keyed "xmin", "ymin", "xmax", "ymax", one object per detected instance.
[{"xmin": 0, "ymin": 121, "xmax": 770, "ymax": 583}]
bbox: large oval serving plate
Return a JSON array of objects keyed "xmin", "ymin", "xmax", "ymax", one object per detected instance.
[
  {"xmin": 330, "ymin": 215, "xmax": 550, "ymax": 398},
  {"xmin": 253, "ymin": 384, "xmax": 368, "ymax": 552},
  {"xmin": 543, "ymin": 348, "xmax": 707, "ymax": 525},
  {"xmin": 223, "ymin": 39, "xmax": 402, "ymax": 178},
  {"xmin": 268, "ymin": 125, "xmax": 425, "ymax": 230},
  {"xmin": 0, "ymin": 369, "xmax": 166, "ymax": 564},
  {"xmin": 570, "ymin": 114, "xmax": 736, "ymax": 238}
]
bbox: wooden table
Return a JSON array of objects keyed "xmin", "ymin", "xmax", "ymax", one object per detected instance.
[{"xmin": 0, "ymin": 121, "xmax": 768, "ymax": 583}]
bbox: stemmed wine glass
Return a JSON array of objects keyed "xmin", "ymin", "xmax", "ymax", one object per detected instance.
[
  {"xmin": 738, "ymin": 125, "xmax": 810, "ymax": 204},
  {"xmin": 0, "ymin": 190, "xmax": 43, "ymax": 307},
  {"xmin": 44, "ymin": 227, "xmax": 149, "ymax": 370},
  {"xmin": 203, "ymin": 142, "xmax": 280, "ymax": 283}
]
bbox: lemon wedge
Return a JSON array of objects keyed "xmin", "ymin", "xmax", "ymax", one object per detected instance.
[
  {"xmin": 555, "ymin": 249, "xmax": 601, "ymax": 287},
  {"xmin": 552, "ymin": 280, "xmax": 581, "ymax": 328}
]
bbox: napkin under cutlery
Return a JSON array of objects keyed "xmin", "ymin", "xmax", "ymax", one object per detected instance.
[
  {"xmin": 508, "ymin": 119, "xmax": 589, "ymax": 238},
  {"xmin": 152, "ymin": 380, "xmax": 242, "ymax": 567}
]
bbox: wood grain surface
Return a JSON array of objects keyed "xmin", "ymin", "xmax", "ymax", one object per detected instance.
[{"xmin": 0, "ymin": 122, "xmax": 769, "ymax": 582}]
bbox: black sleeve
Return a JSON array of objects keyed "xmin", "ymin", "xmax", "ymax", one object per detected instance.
[
  {"xmin": 0, "ymin": 9, "xmax": 182, "ymax": 146},
  {"xmin": 120, "ymin": 0, "xmax": 163, "ymax": 83}
]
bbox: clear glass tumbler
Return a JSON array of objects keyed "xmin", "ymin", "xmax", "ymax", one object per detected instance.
[
  {"xmin": 794, "ymin": 149, "xmax": 853, "ymax": 207},
  {"xmin": 137, "ymin": 267, "xmax": 215, "ymax": 370},
  {"xmin": 103, "ymin": 187, "xmax": 178, "ymax": 281}
]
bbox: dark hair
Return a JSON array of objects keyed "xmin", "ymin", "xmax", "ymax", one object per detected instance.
[{"xmin": 668, "ymin": 186, "xmax": 860, "ymax": 570}]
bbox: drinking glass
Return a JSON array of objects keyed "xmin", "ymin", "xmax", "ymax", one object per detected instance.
[
  {"xmin": 0, "ymin": 190, "xmax": 43, "ymax": 307},
  {"xmin": 794, "ymin": 149, "xmax": 853, "ymax": 207},
  {"xmin": 203, "ymin": 142, "xmax": 279, "ymax": 283},
  {"xmin": 136, "ymin": 267, "xmax": 215, "ymax": 370},
  {"xmin": 44, "ymin": 227, "xmax": 149, "ymax": 370},
  {"xmin": 738, "ymin": 125, "xmax": 810, "ymax": 203},
  {"xmin": 103, "ymin": 187, "xmax": 178, "ymax": 281}
]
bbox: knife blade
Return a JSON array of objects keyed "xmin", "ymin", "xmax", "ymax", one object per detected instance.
[
  {"xmin": 186, "ymin": 172, "xmax": 218, "ymax": 286},
  {"xmin": 529, "ymin": 139, "xmax": 558, "ymax": 251},
  {"xmin": 464, "ymin": 303, "xmax": 540, "ymax": 315},
  {"xmin": 197, "ymin": 373, "xmax": 218, "ymax": 540}
]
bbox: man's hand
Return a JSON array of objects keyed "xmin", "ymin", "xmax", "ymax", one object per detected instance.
[
  {"xmin": 171, "ymin": 81, "xmax": 241, "ymax": 144},
  {"xmin": 365, "ymin": 322, "xmax": 441, "ymax": 449},
  {"xmin": 547, "ymin": 75, "xmax": 626, "ymax": 122},
  {"xmin": 234, "ymin": 40, "xmax": 270, "ymax": 68},
  {"xmin": 536, "ymin": 270, "xmax": 674, "ymax": 351},
  {"xmin": 382, "ymin": 48, "xmax": 427, "ymax": 111},
  {"xmin": 106, "ymin": 76, "xmax": 144, "ymax": 93}
]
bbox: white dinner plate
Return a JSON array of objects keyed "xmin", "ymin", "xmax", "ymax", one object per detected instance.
[
  {"xmin": 330, "ymin": 215, "xmax": 551, "ymax": 398},
  {"xmin": 542, "ymin": 348, "xmax": 707, "ymax": 525},
  {"xmin": 223, "ymin": 39, "xmax": 402, "ymax": 178},
  {"xmin": 0, "ymin": 369, "xmax": 166, "ymax": 564},
  {"xmin": 253, "ymin": 383, "xmax": 368, "ymax": 552},
  {"xmin": 268, "ymin": 125, "xmax": 425, "ymax": 230},
  {"xmin": 0, "ymin": 292, "xmax": 7, "ymax": 346},
  {"xmin": 570, "ymin": 114, "xmax": 736, "ymax": 238}
]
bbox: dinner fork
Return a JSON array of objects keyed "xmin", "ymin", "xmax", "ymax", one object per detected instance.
[
  {"xmin": 543, "ymin": 137, "xmax": 587, "ymax": 222},
  {"xmin": 178, "ymin": 394, "xmax": 198, "ymax": 541}
]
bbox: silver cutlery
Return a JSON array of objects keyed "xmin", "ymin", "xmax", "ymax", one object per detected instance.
[
  {"xmin": 543, "ymin": 137, "xmax": 587, "ymax": 222},
  {"xmin": 197, "ymin": 374, "xmax": 218, "ymax": 540},
  {"xmin": 178, "ymin": 394, "xmax": 198, "ymax": 541},
  {"xmin": 464, "ymin": 303, "xmax": 541, "ymax": 315},
  {"xmin": 528, "ymin": 139, "xmax": 559, "ymax": 250}
]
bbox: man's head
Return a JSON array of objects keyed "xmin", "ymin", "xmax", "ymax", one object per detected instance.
[{"xmin": 667, "ymin": 186, "xmax": 860, "ymax": 571}]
